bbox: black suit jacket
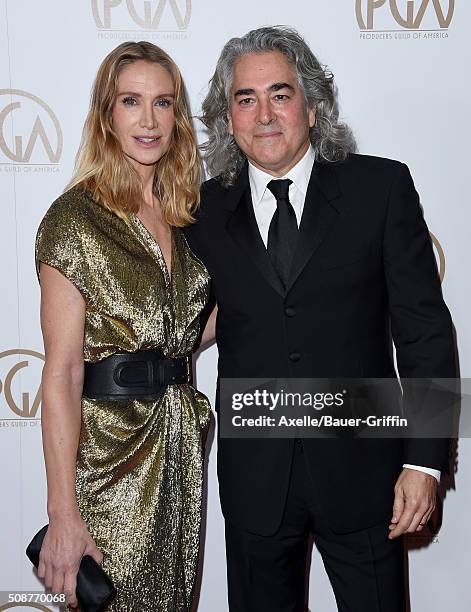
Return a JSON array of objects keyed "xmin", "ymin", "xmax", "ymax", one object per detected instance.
[{"xmin": 184, "ymin": 154, "xmax": 456, "ymax": 535}]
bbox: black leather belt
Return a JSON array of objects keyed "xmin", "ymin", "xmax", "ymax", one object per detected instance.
[{"xmin": 83, "ymin": 349, "xmax": 192, "ymax": 400}]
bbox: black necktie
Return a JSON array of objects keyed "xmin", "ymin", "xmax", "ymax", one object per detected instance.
[{"xmin": 267, "ymin": 179, "xmax": 298, "ymax": 288}]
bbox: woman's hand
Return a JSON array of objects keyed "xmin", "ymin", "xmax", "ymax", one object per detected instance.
[{"xmin": 37, "ymin": 514, "xmax": 103, "ymax": 609}]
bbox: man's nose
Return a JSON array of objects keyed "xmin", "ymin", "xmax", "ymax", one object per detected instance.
[{"xmin": 256, "ymin": 98, "xmax": 276, "ymax": 126}]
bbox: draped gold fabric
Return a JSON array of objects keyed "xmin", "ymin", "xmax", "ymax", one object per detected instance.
[{"xmin": 35, "ymin": 188, "xmax": 211, "ymax": 611}]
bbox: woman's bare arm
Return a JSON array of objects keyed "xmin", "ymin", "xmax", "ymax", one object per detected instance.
[
  {"xmin": 38, "ymin": 263, "xmax": 102, "ymax": 608},
  {"xmin": 40, "ymin": 263, "xmax": 84, "ymax": 519}
]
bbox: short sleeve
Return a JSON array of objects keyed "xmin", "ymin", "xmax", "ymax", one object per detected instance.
[{"xmin": 35, "ymin": 190, "xmax": 93, "ymax": 300}]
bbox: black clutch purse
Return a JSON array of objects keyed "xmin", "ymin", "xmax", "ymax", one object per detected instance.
[{"xmin": 26, "ymin": 525, "xmax": 117, "ymax": 612}]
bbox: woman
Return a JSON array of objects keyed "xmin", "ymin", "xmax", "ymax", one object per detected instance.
[{"xmin": 35, "ymin": 41, "xmax": 214, "ymax": 611}]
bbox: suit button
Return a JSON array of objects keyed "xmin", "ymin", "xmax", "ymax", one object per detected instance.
[
  {"xmin": 285, "ymin": 307, "xmax": 296, "ymax": 317},
  {"xmin": 289, "ymin": 352, "xmax": 300, "ymax": 362}
]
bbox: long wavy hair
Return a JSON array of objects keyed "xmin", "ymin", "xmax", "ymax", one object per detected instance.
[
  {"xmin": 201, "ymin": 26, "xmax": 356, "ymax": 186},
  {"xmin": 67, "ymin": 41, "xmax": 200, "ymax": 226}
]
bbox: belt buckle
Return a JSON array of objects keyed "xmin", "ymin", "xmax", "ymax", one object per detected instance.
[
  {"xmin": 151, "ymin": 354, "xmax": 192, "ymax": 386},
  {"xmin": 185, "ymin": 355, "xmax": 192, "ymax": 384}
]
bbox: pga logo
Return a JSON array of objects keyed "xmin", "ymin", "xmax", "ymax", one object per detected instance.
[
  {"xmin": 356, "ymin": 0, "xmax": 454, "ymax": 30},
  {"xmin": 0, "ymin": 349, "xmax": 44, "ymax": 419},
  {"xmin": 430, "ymin": 232, "xmax": 445, "ymax": 283},
  {"xmin": 92, "ymin": 0, "xmax": 191, "ymax": 31},
  {"xmin": 0, "ymin": 90, "xmax": 62, "ymax": 164}
]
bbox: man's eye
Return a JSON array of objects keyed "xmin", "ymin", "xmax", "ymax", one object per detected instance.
[
  {"xmin": 122, "ymin": 97, "xmax": 137, "ymax": 106},
  {"xmin": 239, "ymin": 98, "xmax": 254, "ymax": 105},
  {"xmin": 274, "ymin": 94, "xmax": 289, "ymax": 101}
]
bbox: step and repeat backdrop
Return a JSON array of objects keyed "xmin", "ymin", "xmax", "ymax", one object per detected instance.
[{"xmin": 1, "ymin": 1, "xmax": 469, "ymax": 610}]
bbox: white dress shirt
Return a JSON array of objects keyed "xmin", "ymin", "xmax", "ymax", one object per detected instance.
[
  {"xmin": 249, "ymin": 145, "xmax": 315, "ymax": 246},
  {"xmin": 247, "ymin": 146, "xmax": 441, "ymax": 483}
]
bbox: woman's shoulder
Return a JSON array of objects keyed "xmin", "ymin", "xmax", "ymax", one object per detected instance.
[
  {"xmin": 36, "ymin": 187, "xmax": 118, "ymax": 252},
  {"xmin": 35, "ymin": 188, "xmax": 109, "ymax": 288},
  {"xmin": 36, "ymin": 187, "xmax": 103, "ymax": 268},
  {"xmin": 39, "ymin": 187, "xmax": 97, "ymax": 229}
]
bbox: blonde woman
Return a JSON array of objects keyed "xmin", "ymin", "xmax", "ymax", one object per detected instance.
[{"xmin": 35, "ymin": 42, "xmax": 214, "ymax": 611}]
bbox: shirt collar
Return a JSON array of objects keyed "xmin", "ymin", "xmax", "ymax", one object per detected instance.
[{"xmin": 248, "ymin": 145, "xmax": 315, "ymax": 207}]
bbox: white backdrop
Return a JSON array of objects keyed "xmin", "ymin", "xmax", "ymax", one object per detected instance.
[{"xmin": 0, "ymin": 1, "xmax": 469, "ymax": 611}]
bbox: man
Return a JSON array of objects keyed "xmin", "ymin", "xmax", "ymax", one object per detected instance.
[{"xmin": 185, "ymin": 26, "xmax": 456, "ymax": 611}]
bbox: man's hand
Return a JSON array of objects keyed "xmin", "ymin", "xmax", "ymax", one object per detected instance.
[{"xmin": 389, "ymin": 468, "xmax": 437, "ymax": 539}]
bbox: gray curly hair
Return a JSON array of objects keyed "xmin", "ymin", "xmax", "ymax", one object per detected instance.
[{"xmin": 200, "ymin": 26, "xmax": 356, "ymax": 186}]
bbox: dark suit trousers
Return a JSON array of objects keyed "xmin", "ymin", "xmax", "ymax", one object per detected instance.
[{"xmin": 225, "ymin": 441, "xmax": 406, "ymax": 612}]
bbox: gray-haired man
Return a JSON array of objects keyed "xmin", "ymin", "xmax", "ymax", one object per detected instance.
[{"xmin": 185, "ymin": 26, "xmax": 455, "ymax": 612}]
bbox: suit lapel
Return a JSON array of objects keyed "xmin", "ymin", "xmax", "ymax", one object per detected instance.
[
  {"xmin": 286, "ymin": 162, "xmax": 343, "ymax": 293},
  {"xmin": 225, "ymin": 167, "xmax": 285, "ymax": 297}
]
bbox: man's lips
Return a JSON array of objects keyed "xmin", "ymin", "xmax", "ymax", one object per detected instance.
[{"xmin": 254, "ymin": 131, "xmax": 283, "ymax": 139}]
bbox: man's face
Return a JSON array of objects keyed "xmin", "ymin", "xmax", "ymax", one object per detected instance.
[{"xmin": 228, "ymin": 51, "xmax": 316, "ymax": 177}]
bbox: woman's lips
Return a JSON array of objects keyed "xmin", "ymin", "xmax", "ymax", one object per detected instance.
[{"xmin": 133, "ymin": 136, "xmax": 161, "ymax": 148}]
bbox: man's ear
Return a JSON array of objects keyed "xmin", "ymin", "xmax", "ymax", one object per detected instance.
[{"xmin": 308, "ymin": 104, "xmax": 316, "ymax": 129}]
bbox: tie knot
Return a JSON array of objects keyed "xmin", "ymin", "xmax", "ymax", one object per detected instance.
[{"xmin": 267, "ymin": 179, "xmax": 292, "ymax": 202}]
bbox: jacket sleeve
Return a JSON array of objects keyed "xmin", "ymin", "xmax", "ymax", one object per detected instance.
[
  {"xmin": 183, "ymin": 208, "xmax": 216, "ymax": 342},
  {"xmin": 383, "ymin": 163, "xmax": 456, "ymax": 472}
]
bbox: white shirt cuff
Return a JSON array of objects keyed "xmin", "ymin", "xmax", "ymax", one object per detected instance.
[{"xmin": 402, "ymin": 464, "xmax": 441, "ymax": 483}]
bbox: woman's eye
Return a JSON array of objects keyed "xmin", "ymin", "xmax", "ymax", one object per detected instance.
[
  {"xmin": 156, "ymin": 98, "xmax": 172, "ymax": 108},
  {"xmin": 122, "ymin": 97, "xmax": 137, "ymax": 106}
]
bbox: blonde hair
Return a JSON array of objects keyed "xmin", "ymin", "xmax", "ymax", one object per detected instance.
[{"xmin": 67, "ymin": 41, "xmax": 200, "ymax": 226}]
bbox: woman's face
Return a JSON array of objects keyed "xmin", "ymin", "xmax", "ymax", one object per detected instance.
[{"xmin": 112, "ymin": 60, "xmax": 176, "ymax": 173}]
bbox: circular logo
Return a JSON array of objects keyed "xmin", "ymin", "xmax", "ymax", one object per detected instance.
[
  {"xmin": 0, "ymin": 89, "xmax": 62, "ymax": 164},
  {"xmin": 430, "ymin": 232, "xmax": 445, "ymax": 283},
  {"xmin": 0, "ymin": 349, "xmax": 45, "ymax": 418}
]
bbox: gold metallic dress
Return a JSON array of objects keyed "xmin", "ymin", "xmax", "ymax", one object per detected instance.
[{"xmin": 35, "ymin": 188, "xmax": 211, "ymax": 611}]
